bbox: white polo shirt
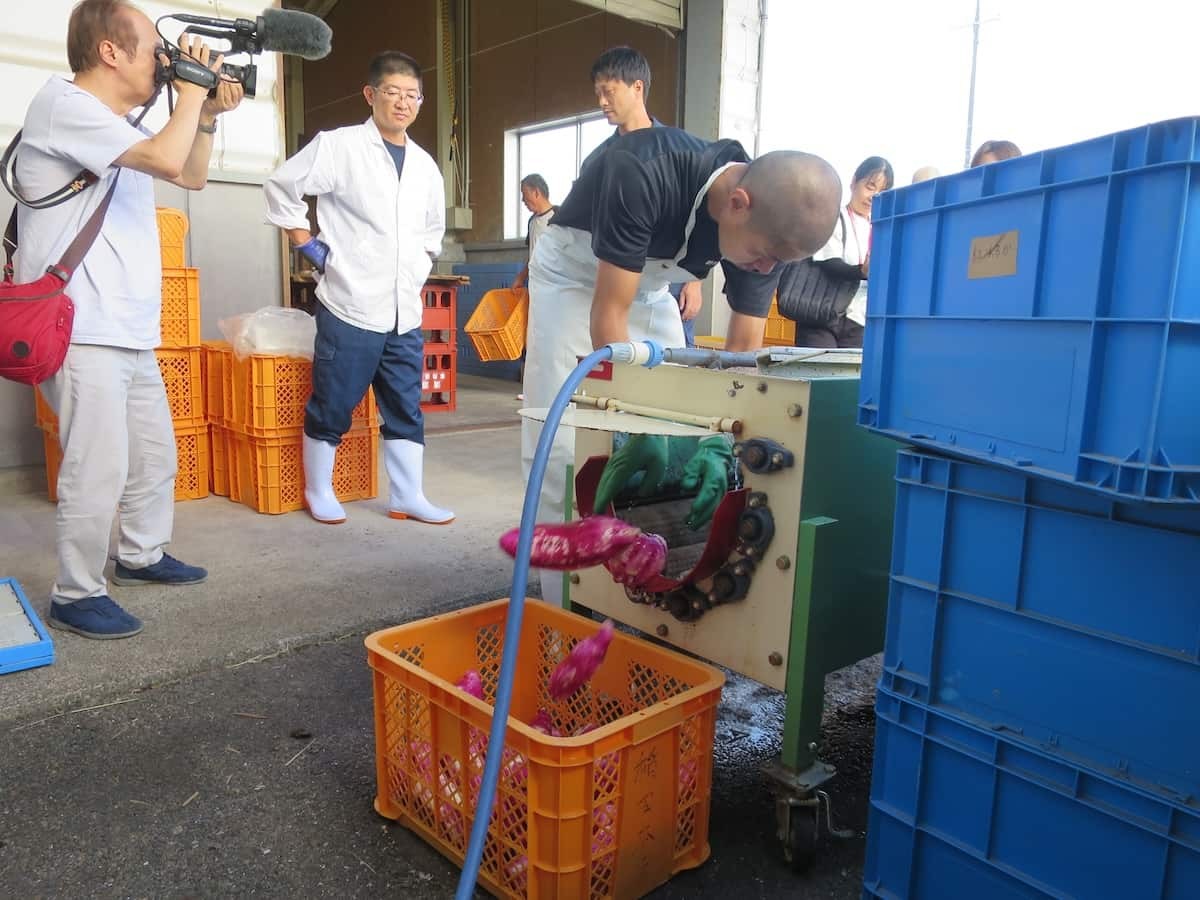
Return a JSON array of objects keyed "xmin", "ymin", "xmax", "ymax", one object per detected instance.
[{"xmin": 14, "ymin": 77, "xmax": 161, "ymax": 349}]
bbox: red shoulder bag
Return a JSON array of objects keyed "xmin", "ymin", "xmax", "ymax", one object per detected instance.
[{"xmin": 0, "ymin": 127, "xmax": 116, "ymax": 386}]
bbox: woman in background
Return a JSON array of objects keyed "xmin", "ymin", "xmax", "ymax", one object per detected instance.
[
  {"xmin": 971, "ymin": 140, "xmax": 1021, "ymax": 167},
  {"xmin": 776, "ymin": 155, "xmax": 894, "ymax": 348}
]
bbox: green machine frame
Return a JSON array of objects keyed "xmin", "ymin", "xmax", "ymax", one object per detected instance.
[{"xmin": 556, "ymin": 358, "xmax": 898, "ymax": 868}]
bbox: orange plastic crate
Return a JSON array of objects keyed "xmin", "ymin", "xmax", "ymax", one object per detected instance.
[
  {"xmin": 156, "ymin": 207, "xmax": 189, "ymax": 268},
  {"xmin": 465, "ymin": 289, "xmax": 528, "ymax": 362},
  {"xmin": 228, "ymin": 424, "xmax": 378, "ymax": 514},
  {"xmin": 33, "ymin": 385, "xmax": 56, "ymax": 431},
  {"xmin": 762, "ymin": 296, "xmax": 795, "ymax": 347},
  {"xmin": 41, "ymin": 422, "xmax": 208, "ymax": 503},
  {"xmin": 421, "ymin": 350, "xmax": 456, "ymax": 413},
  {"xmin": 209, "ymin": 424, "xmax": 229, "ymax": 496},
  {"xmin": 202, "ymin": 341, "xmax": 228, "ymax": 425},
  {"xmin": 159, "ymin": 266, "xmax": 201, "ymax": 348},
  {"xmin": 174, "ymin": 422, "xmax": 211, "ymax": 500},
  {"xmin": 222, "ymin": 352, "xmax": 376, "ymax": 436},
  {"xmin": 41, "ymin": 429, "xmax": 61, "ymax": 503},
  {"xmin": 35, "ymin": 352, "xmax": 205, "ymax": 431},
  {"xmin": 367, "ymin": 599, "xmax": 723, "ymax": 899},
  {"xmin": 422, "ymin": 283, "xmax": 457, "ymax": 332},
  {"xmin": 156, "ymin": 347, "xmax": 205, "ymax": 427}
]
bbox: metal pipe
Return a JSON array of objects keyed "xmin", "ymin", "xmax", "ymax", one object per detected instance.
[
  {"xmin": 661, "ymin": 346, "xmax": 761, "ymax": 369},
  {"xmin": 964, "ymin": 0, "xmax": 981, "ymax": 168},
  {"xmin": 572, "ymin": 394, "xmax": 742, "ymax": 434},
  {"xmin": 754, "ymin": 0, "xmax": 769, "ymax": 157}
]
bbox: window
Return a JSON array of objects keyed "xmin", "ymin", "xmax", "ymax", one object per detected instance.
[{"xmin": 504, "ymin": 114, "xmax": 612, "ymax": 239}]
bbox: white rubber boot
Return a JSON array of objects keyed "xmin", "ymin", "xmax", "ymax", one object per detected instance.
[
  {"xmin": 384, "ymin": 439, "xmax": 454, "ymax": 524},
  {"xmin": 303, "ymin": 434, "xmax": 346, "ymax": 524}
]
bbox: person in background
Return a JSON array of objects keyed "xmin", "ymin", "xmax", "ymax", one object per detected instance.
[
  {"xmin": 511, "ymin": 173, "xmax": 555, "ymax": 399},
  {"xmin": 971, "ymin": 140, "xmax": 1021, "ymax": 167},
  {"xmin": 18, "ymin": 0, "xmax": 243, "ymax": 640},
  {"xmin": 511, "ymin": 173, "xmax": 555, "ymax": 290},
  {"xmin": 587, "ymin": 46, "xmax": 706, "ymax": 349},
  {"xmin": 264, "ymin": 51, "xmax": 453, "ymax": 528},
  {"xmin": 911, "ymin": 165, "xmax": 940, "ymax": 183},
  {"xmin": 668, "ymin": 281, "xmax": 701, "ymax": 348},
  {"xmin": 777, "ymin": 156, "xmax": 895, "ymax": 349}
]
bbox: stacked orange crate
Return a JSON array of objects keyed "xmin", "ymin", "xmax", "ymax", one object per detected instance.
[
  {"xmin": 156, "ymin": 207, "xmax": 209, "ymax": 500},
  {"xmin": 35, "ymin": 208, "xmax": 209, "ymax": 503},
  {"xmin": 421, "ymin": 282, "xmax": 457, "ymax": 412},
  {"xmin": 203, "ymin": 341, "xmax": 232, "ymax": 496},
  {"xmin": 215, "ymin": 349, "xmax": 379, "ymax": 515}
]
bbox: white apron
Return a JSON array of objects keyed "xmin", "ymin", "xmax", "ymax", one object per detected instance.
[{"xmin": 520, "ymin": 164, "xmax": 735, "ymax": 604}]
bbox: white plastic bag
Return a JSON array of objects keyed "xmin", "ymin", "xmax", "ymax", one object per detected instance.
[{"xmin": 218, "ymin": 307, "xmax": 316, "ymax": 361}]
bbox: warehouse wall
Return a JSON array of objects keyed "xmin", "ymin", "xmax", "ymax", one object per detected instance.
[{"xmin": 300, "ymin": 2, "xmax": 440, "ymax": 153}]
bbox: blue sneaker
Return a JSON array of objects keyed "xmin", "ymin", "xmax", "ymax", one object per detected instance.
[
  {"xmin": 49, "ymin": 596, "xmax": 143, "ymax": 640},
  {"xmin": 111, "ymin": 553, "xmax": 208, "ymax": 586}
]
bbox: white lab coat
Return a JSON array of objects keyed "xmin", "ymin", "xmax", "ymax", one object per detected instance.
[
  {"xmin": 520, "ymin": 165, "xmax": 738, "ymax": 604},
  {"xmin": 264, "ymin": 118, "xmax": 445, "ymax": 335}
]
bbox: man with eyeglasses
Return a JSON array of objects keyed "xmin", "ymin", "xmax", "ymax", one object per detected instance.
[{"xmin": 265, "ymin": 51, "xmax": 454, "ymax": 527}]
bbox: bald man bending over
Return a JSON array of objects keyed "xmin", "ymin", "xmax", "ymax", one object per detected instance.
[{"xmin": 521, "ymin": 126, "xmax": 840, "ymax": 603}]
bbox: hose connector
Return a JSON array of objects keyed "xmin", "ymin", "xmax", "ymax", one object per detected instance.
[{"xmin": 607, "ymin": 340, "xmax": 665, "ymax": 369}]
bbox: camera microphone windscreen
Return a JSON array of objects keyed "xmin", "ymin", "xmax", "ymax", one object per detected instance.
[{"xmin": 257, "ymin": 9, "xmax": 332, "ymax": 60}]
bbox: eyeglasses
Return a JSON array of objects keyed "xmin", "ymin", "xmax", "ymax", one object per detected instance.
[{"xmin": 374, "ymin": 87, "xmax": 423, "ymax": 105}]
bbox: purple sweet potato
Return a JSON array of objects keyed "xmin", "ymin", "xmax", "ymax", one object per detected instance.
[
  {"xmin": 603, "ymin": 532, "xmax": 668, "ymax": 588},
  {"xmin": 499, "ymin": 516, "xmax": 642, "ymax": 570}
]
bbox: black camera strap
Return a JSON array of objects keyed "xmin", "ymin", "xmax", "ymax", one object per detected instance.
[{"xmin": 2, "ymin": 88, "xmax": 160, "ymax": 278}]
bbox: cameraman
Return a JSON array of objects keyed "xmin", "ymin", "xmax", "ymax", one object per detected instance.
[{"xmin": 16, "ymin": 0, "xmax": 243, "ymax": 640}]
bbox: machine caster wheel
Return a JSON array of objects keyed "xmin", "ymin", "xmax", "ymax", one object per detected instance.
[{"xmin": 776, "ymin": 797, "xmax": 818, "ymax": 872}]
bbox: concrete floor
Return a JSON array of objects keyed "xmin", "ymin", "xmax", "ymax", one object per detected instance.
[{"xmin": 0, "ymin": 375, "xmax": 878, "ymax": 898}]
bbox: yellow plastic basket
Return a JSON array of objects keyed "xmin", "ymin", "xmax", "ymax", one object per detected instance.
[{"xmin": 465, "ymin": 289, "xmax": 528, "ymax": 362}]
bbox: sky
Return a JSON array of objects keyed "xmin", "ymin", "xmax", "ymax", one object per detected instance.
[{"xmin": 759, "ymin": 0, "xmax": 1200, "ymax": 189}]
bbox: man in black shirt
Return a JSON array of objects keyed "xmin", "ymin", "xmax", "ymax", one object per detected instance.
[
  {"xmin": 520, "ymin": 125, "xmax": 841, "ymax": 603},
  {"xmin": 541, "ymin": 127, "xmax": 841, "ymax": 348}
]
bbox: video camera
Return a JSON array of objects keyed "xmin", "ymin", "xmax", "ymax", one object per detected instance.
[{"xmin": 155, "ymin": 9, "xmax": 332, "ymax": 99}]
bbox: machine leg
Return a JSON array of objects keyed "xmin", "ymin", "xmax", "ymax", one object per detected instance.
[{"xmin": 764, "ymin": 515, "xmax": 856, "ymax": 868}]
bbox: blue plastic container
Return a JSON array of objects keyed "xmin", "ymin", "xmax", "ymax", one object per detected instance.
[
  {"xmin": 859, "ymin": 117, "xmax": 1200, "ymax": 504},
  {"xmin": 451, "ymin": 263, "xmax": 523, "ymax": 381},
  {"xmin": 863, "ymin": 688, "xmax": 1200, "ymax": 900},
  {"xmin": 0, "ymin": 578, "xmax": 54, "ymax": 674},
  {"xmin": 885, "ymin": 449, "xmax": 1200, "ymax": 806}
]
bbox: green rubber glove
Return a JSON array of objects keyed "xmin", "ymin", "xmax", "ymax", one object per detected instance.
[
  {"xmin": 593, "ymin": 433, "xmax": 669, "ymax": 513},
  {"xmin": 680, "ymin": 435, "xmax": 734, "ymax": 530}
]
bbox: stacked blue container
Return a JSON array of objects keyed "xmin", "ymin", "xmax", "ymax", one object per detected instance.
[{"xmin": 858, "ymin": 118, "xmax": 1200, "ymax": 899}]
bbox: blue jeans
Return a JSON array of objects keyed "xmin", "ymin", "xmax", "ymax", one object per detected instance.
[
  {"xmin": 682, "ymin": 317, "xmax": 696, "ymax": 348},
  {"xmin": 305, "ymin": 303, "xmax": 424, "ymax": 445}
]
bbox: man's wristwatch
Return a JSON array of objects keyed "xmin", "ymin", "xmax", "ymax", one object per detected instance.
[{"xmin": 197, "ymin": 120, "xmax": 218, "ymax": 135}]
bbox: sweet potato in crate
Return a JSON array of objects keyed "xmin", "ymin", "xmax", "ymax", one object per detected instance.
[{"xmin": 367, "ymin": 599, "xmax": 724, "ymax": 899}]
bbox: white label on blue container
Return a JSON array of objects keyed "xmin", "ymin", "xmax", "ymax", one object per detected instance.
[{"xmin": 968, "ymin": 230, "xmax": 1019, "ymax": 279}]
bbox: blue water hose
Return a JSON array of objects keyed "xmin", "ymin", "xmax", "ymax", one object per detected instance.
[{"xmin": 454, "ymin": 340, "xmax": 665, "ymax": 899}]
